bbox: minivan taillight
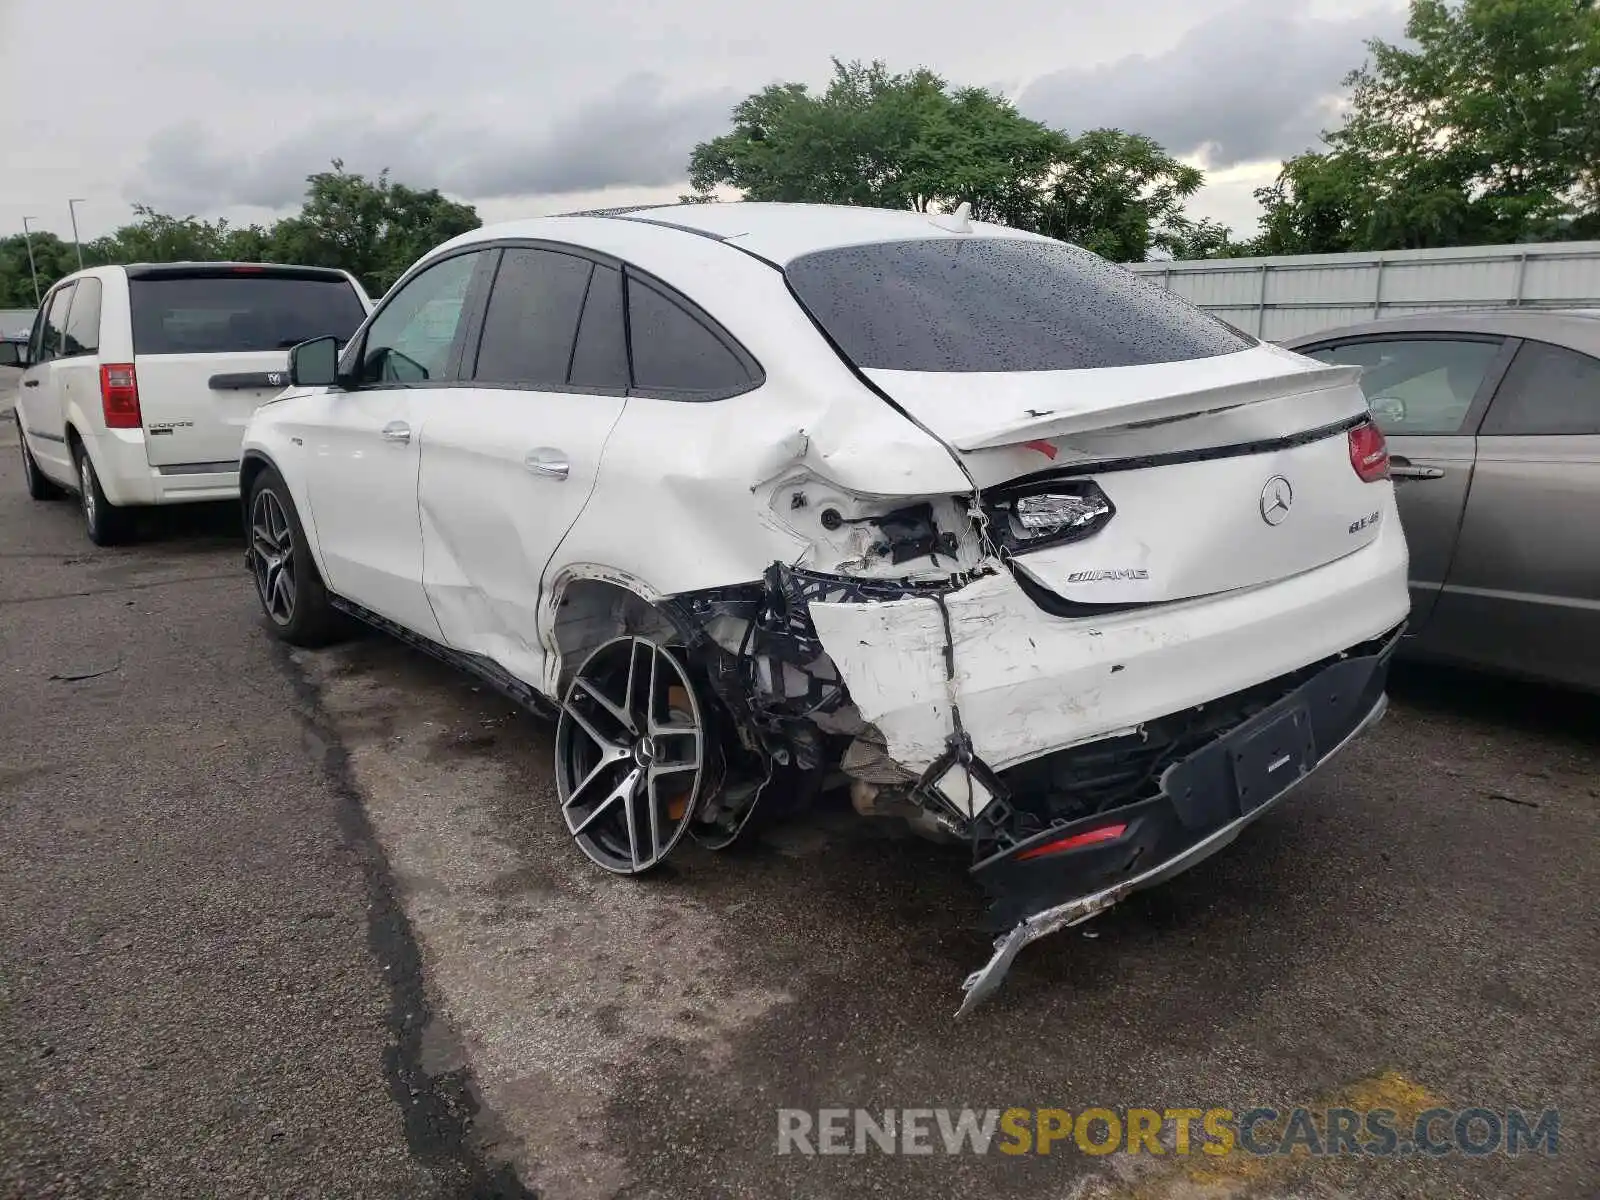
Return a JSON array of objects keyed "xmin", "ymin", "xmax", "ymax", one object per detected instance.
[
  {"xmin": 1348, "ymin": 420, "xmax": 1389, "ymax": 482},
  {"xmin": 100, "ymin": 363, "xmax": 141, "ymax": 429}
]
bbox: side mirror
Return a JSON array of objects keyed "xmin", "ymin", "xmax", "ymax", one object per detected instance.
[
  {"xmin": 1369, "ymin": 395, "xmax": 1407, "ymax": 427},
  {"xmin": 0, "ymin": 341, "xmax": 25, "ymax": 368},
  {"xmin": 288, "ymin": 335, "xmax": 340, "ymax": 388}
]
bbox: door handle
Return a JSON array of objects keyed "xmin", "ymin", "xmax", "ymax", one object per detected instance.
[
  {"xmin": 22, "ymin": 379, "xmax": 39, "ymax": 388},
  {"xmin": 1389, "ymin": 458, "xmax": 1444, "ymax": 481},
  {"xmin": 380, "ymin": 421, "xmax": 411, "ymax": 444},
  {"xmin": 525, "ymin": 448, "xmax": 570, "ymax": 480}
]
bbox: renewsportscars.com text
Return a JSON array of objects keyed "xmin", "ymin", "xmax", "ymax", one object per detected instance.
[{"xmin": 776, "ymin": 1106, "xmax": 1559, "ymax": 1158}]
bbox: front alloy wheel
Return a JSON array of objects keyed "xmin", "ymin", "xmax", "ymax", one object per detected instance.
[
  {"xmin": 555, "ymin": 636, "xmax": 706, "ymax": 875},
  {"xmin": 250, "ymin": 487, "xmax": 297, "ymax": 626}
]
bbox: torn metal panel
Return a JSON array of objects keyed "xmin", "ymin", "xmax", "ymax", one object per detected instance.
[{"xmin": 808, "ymin": 508, "xmax": 1411, "ymax": 778}]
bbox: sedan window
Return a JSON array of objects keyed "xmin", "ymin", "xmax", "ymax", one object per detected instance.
[
  {"xmin": 1480, "ymin": 341, "xmax": 1600, "ymax": 436},
  {"xmin": 568, "ymin": 264, "xmax": 628, "ymax": 391},
  {"xmin": 359, "ymin": 251, "xmax": 483, "ymax": 385},
  {"xmin": 1302, "ymin": 338, "xmax": 1501, "ymax": 435},
  {"xmin": 472, "ymin": 248, "xmax": 593, "ymax": 388},
  {"xmin": 625, "ymin": 275, "xmax": 756, "ymax": 397}
]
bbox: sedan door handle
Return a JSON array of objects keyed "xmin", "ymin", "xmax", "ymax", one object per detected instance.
[
  {"xmin": 1389, "ymin": 458, "xmax": 1445, "ymax": 481},
  {"xmin": 525, "ymin": 448, "xmax": 570, "ymax": 480},
  {"xmin": 380, "ymin": 421, "xmax": 411, "ymax": 445},
  {"xmin": 22, "ymin": 379, "xmax": 39, "ymax": 388}
]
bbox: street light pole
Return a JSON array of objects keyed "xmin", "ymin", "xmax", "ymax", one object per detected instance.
[
  {"xmin": 20, "ymin": 217, "xmax": 41, "ymax": 306},
  {"xmin": 67, "ymin": 199, "xmax": 87, "ymax": 271}
]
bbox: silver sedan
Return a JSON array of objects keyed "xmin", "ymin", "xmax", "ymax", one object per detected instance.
[{"xmin": 1286, "ymin": 309, "xmax": 1600, "ymax": 693}]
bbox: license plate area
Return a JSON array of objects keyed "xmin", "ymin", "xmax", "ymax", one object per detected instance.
[{"xmin": 1228, "ymin": 703, "xmax": 1316, "ymax": 815}]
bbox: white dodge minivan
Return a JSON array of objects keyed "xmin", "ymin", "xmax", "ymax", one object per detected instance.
[{"xmin": 9, "ymin": 262, "xmax": 371, "ymax": 544}]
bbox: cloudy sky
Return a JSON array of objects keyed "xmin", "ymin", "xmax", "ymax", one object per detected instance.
[{"xmin": 0, "ymin": 0, "xmax": 1405, "ymax": 246}]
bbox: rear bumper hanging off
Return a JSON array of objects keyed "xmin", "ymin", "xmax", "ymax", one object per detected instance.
[{"xmin": 954, "ymin": 630, "xmax": 1398, "ymax": 1016}]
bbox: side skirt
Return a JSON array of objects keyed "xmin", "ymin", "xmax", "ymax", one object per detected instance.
[{"xmin": 327, "ymin": 596, "xmax": 559, "ymax": 720}]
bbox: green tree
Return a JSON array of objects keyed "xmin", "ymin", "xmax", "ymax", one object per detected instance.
[
  {"xmin": 1253, "ymin": 0, "xmax": 1600, "ymax": 253},
  {"xmin": 688, "ymin": 59, "xmax": 1210, "ymax": 260},
  {"xmin": 0, "ymin": 162, "xmax": 481, "ymax": 305},
  {"xmin": 0, "ymin": 231, "xmax": 80, "ymax": 307},
  {"xmin": 268, "ymin": 161, "xmax": 480, "ymax": 296}
]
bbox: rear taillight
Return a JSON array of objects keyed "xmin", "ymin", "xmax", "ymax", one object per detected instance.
[
  {"xmin": 100, "ymin": 363, "xmax": 141, "ymax": 429},
  {"xmin": 1015, "ymin": 822, "xmax": 1128, "ymax": 861},
  {"xmin": 1348, "ymin": 420, "xmax": 1389, "ymax": 482}
]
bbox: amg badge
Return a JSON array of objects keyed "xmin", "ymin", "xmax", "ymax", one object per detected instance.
[{"xmin": 1067, "ymin": 568, "xmax": 1150, "ymax": 583}]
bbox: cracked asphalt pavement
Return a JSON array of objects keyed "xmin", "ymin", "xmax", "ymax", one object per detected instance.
[{"xmin": 2, "ymin": 410, "xmax": 1596, "ymax": 1199}]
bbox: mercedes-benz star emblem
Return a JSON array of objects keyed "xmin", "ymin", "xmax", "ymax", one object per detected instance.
[{"xmin": 1259, "ymin": 475, "xmax": 1294, "ymax": 526}]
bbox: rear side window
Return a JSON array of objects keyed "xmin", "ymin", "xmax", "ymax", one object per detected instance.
[
  {"xmin": 62, "ymin": 278, "xmax": 102, "ymax": 357},
  {"xmin": 1481, "ymin": 341, "xmax": 1600, "ymax": 436},
  {"xmin": 786, "ymin": 238, "xmax": 1252, "ymax": 373},
  {"xmin": 472, "ymin": 249, "xmax": 593, "ymax": 388},
  {"xmin": 130, "ymin": 273, "xmax": 367, "ymax": 356},
  {"xmin": 1303, "ymin": 338, "xmax": 1502, "ymax": 435},
  {"xmin": 625, "ymin": 274, "xmax": 754, "ymax": 396}
]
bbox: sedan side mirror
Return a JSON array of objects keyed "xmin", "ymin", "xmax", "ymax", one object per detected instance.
[
  {"xmin": 0, "ymin": 341, "xmax": 26, "ymax": 368},
  {"xmin": 288, "ymin": 336, "xmax": 341, "ymax": 388}
]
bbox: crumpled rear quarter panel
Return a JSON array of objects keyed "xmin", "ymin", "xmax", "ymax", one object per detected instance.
[{"xmin": 808, "ymin": 506, "xmax": 1410, "ymax": 774}]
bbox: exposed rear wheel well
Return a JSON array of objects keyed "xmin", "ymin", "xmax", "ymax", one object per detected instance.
[{"xmin": 549, "ymin": 578, "xmax": 680, "ymax": 695}]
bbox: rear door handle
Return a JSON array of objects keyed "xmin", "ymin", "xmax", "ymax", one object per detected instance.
[
  {"xmin": 22, "ymin": 379, "xmax": 39, "ymax": 388},
  {"xmin": 1390, "ymin": 458, "xmax": 1445, "ymax": 480},
  {"xmin": 380, "ymin": 421, "xmax": 411, "ymax": 444},
  {"xmin": 525, "ymin": 448, "xmax": 570, "ymax": 480}
]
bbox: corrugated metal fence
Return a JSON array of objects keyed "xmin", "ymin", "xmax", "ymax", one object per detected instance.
[{"xmin": 1127, "ymin": 242, "xmax": 1600, "ymax": 341}]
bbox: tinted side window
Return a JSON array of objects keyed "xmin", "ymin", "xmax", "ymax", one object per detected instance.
[
  {"xmin": 360, "ymin": 252, "xmax": 483, "ymax": 385},
  {"xmin": 1481, "ymin": 341, "xmax": 1600, "ymax": 436},
  {"xmin": 626, "ymin": 275, "xmax": 752, "ymax": 396},
  {"xmin": 1303, "ymin": 338, "xmax": 1502, "ymax": 435},
  {"xmin": 569, "ymin": 264, "xmax": 628, "ymax": 390},
  {"xmin": 786, "ymin": 238, "xmax": 1252, "ymax": 373},
  {"xmin": 39, "ymin": 285, "xmax": 75, "ymax": 363},
  {"xmin": 62, "ymin": 278, "xmax": 102, "ymax": 357},
  {"xmin": 472, "ymin": 249, "xmax": 592, "ymax": 388}
]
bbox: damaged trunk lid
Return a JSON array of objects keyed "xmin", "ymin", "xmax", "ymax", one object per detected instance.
[{"xmin": 786, "ymin": 236, "xmax": 1390, "ymax": 607}]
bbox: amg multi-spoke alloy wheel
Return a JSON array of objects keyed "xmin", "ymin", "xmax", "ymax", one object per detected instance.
[
  {"xmin": 556, "ymin": 636, "xmax": 706, "ymax": 875},
  {"xmin": 245, "ymin": 467, "xmax": 343, "ymax": 647},
  {"xmin": 250, "ymin": 487, "xmax": 297, "ymax": 627}
]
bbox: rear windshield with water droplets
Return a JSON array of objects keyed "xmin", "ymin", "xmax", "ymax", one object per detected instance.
[{"xmin": 785, "ymin": 238, "xmax": 1252, "ymax": 373}]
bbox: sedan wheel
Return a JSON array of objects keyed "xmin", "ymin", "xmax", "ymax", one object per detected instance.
[
  {"xmin": 250, "ymin": 487, "xmax": 297, "ymax": 626},
  {"xmin": 556, "ymin": 636, "xmax": 706, "ymax": 875}
]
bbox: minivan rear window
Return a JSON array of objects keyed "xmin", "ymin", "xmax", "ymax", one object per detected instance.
[
  {"xmin": 130, "ymin": 274, "xmax": 367, "ymax": 356},
  {"xmin": 785, "ymin": 238, "xmax": 1252, "ymax": 373}
]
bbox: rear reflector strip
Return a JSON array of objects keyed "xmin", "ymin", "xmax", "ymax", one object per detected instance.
[{"xmin": 1015, "ymin": 822, "xmax": 1128, "ymax": 861}]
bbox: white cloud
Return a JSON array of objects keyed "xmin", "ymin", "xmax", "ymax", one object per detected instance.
[{"xmin": 0, "ymin": 0, "xmax": 1406, "ymax": 241}]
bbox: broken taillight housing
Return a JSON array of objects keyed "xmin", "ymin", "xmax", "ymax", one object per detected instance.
[
  {"xmin": 1348, "ymin": 419, "xmax": 1390, "ymax": 482},
  {"xmin": 979, "ymin": 479, "xmax": 1115, "ymax": 553}
]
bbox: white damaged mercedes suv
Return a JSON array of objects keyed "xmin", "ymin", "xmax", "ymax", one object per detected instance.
[{"xmin": 239, "ymin": 202, "xmax": 1410, "ymax": 1012}]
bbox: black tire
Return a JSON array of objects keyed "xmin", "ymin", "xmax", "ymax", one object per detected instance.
[
  {"xmin": 20, "ymin": 432, "xmax": 65, "ymax": 501},
  {"xmin": 247, "ymin": 466, "xmax": 346, "ymax": 647},
  {"xmin": 73, "ymin": 441, "xmax": 132, "ymax": 546}
]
